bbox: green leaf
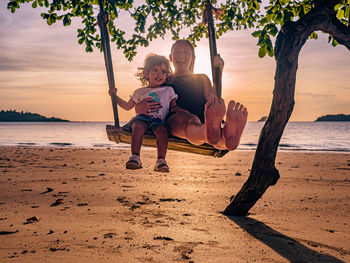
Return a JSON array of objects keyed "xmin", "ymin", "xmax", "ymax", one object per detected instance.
[
  {"xmin": 334, "ymin": 4, "xmax": 344, "ymax": 10},
  {"xmin": 309, "ymin": 32, "xmax": 318, "ymax": 39},
  {"xmin": 63, "ymin": 15, "xmax": 71, "ymax": 26},
  {"xmin": 267, "ymin": 24, "xmax": 278, "ymax": 36},
  {"xmin": 332, "ymin": 38, "xmax": 339, "ymax": 47},
  {"xmin": 258, "ymin": 46, "xmax": 267, "ymax": 58},
  {"xmin": 252, "ymin": 30, "xmax": 262, "ymax": 37},
  {"xmin": 32, "ymin": 0, "xmax": 38, "ymax": 9},
  {"xmin": 267, "ymin": 45, "xmax": 274, "ymax": 57}
]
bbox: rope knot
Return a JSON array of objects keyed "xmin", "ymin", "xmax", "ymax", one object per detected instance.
[{"xmin": 202, "ymin": 2, "xmax": 224, "ymax": 25}]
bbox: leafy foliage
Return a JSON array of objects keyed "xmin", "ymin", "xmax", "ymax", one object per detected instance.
[{"xmin": 7, "ymin": 0, "xmax": 350, "ymax": 59}]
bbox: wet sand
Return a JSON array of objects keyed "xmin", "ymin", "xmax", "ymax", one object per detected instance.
[{"xmin": 0, "ymin": 147, "xmax": 349, "ymax": 262}]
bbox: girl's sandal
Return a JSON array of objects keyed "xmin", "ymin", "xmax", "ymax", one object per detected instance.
[
  {"xmin": 154, "ymin": 159, "xmax": 169, "ymax": 173},
  {"xmin": 126, "ymin": 155, "xmax": 142, "ymax": 170}
]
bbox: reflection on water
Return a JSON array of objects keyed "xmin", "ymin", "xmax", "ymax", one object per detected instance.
[{"xmin": 0, "ymin": 121, "xmax": 349, "ymax": 152}]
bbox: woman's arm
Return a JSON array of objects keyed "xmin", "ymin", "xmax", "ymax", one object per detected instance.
[
  {"xmin": 169, "ymin": 99, "xmax": 188, "ymax": 114},
  {"xmin": 198, "ymin": 74, "xmax": 217, "ymax": 100},
  {"xmin": 135, "ymin": 98, "xmax": 162, "ymax": 115}
]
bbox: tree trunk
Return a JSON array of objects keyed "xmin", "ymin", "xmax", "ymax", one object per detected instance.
[{"xmin": 224, "ymin": 0, "xmax": 350, "ymax": 216}]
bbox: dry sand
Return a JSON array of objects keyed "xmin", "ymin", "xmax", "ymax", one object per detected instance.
[{"xmin": 0, "ymin": 146, "xmax": 349, "ymax": 262}]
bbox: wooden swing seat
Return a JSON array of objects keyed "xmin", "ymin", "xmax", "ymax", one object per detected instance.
[{"xmin": 106, "ymin": 125, "xmax": 228, "ymax": 158}]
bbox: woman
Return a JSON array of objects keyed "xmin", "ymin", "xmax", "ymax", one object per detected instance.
[{"xmin": 135, "ymin": 39, "xmax": 248, "ymax": 151}]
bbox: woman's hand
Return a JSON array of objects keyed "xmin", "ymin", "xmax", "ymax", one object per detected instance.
[
  {"xmin": 135, "ymin": 98, "xmax": 162, "ymax": 116},
  {"xmin": 213, "ymin": 54, "xmax": 224, "ymax": 73}
]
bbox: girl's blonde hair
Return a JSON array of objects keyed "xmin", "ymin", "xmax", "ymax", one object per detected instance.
[
  {"xmin": 135, "ymin": 54, "xmax": 172, "ymax": 86},
  {"xmin": 171, "ymin": 39, "xmax": 196, "ymax": 73}
]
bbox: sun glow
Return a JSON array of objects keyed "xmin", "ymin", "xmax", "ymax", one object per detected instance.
[{"xmin": 193, "ymin": 45, "xmax": 213, "ymax": 82}]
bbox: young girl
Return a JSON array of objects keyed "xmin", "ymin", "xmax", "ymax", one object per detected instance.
[
  {"xmin": 135, "ymin": 39, "xmax": 248, "ymax": 151},
  {"xmin": 109, "ymin": 54, "xmax": 178, "ymax": 172}
]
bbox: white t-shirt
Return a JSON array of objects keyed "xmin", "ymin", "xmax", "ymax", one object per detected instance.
[{"xmin": 131, "ymin": 86, "xmax": 178, "ymax": 121}]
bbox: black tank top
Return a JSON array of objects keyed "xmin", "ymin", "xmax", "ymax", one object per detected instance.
[{"xmin": 169, "ymin": 74, "xmax": 206, "ymax": 123}]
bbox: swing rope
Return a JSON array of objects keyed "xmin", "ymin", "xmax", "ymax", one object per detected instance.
[
  {"xmin": 97, "ymin": 0, "xmax": 120, "ymax": 127},
  {"xmin": 203, "ymin": 0, "xmax": 223, "ymax": 98}
]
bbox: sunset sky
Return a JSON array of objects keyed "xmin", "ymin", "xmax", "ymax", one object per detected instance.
[{"xmin": 1, "ymin": 1, "xmax": 349, "ymax": 122}]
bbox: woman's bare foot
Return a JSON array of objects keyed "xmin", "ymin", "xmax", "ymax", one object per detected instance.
[
  {"xmin": 205, "ymin": 97, "xmax": 226, "ymax": 145},
  {"xmin": 223, "ymin": 100, "xmax": 248, "ymax": 150}
]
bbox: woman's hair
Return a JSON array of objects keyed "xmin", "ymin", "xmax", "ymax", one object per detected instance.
[
  {"xmin": 135, "ymin": 54, "xmax": 172, "ymax": 86},
  {"xmin": 171, "ymin": 39, "xmax": 196, "ymax": 73}
]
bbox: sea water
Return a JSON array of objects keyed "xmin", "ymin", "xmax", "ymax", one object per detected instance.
[{"xmin": 0, "ymin": 121, "xmax": 349, "ymax": 152}]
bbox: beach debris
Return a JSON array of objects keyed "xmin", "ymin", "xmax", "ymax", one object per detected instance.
[
  {"xmin": 76, "ymin": 203, "xmax": 88, "ymax": 207},
  {"xmin": 130, "ymin": 204, "xmax": 141, "ymax": 210},
  {"xmin": 159, "ymin": 198, "xmax": 185, "ymax": 202},
  {"xmin": 21, "ymin": 189, "xmax": 32, "ymax": 192},
  {"xmin": 47, "ymin": 230, "xmax": 54, "ymax": 235},
  {"xmin": 116, "ymin": 197, "xmax": 129, "ymax": 205},
  {"xmin": 0, "ymin": 230, "xmax": 18, "ymax": 235},
  {"xmin": 230, "ymin": 195, "xmax": 235, "ymax": 201},
  {"xmin": 31, "ymin": 205, "xmax": 39, "ymax": 208},
  {"xmin": 154, "ymin": 236, "xmax": 174, "ymax": 241},
  {"xmin": 40, "ymin": 187, "xmax": 54, "ymax": 194},
  {"xmin": 49, "ymin": 247, "xmax": 69, "ymax": 252},
  {"xmin": 235, "ymin": 172, "xmax": 242, "ymax": 176},
  {"xmin": 104, "ymin": 232, "xmax": 117, "ymax": 239},
  {"xmin": 25, "ymin": 216, "xmax": 40, "ymax": 223},
  {"xmin": 50, "ymin": 199, "xmax": 64, "ymax": 207}
]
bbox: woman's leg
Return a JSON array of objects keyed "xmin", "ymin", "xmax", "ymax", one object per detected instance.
[
  {"xmin": 131, "ymin": 120, "xmax": 147, "ymax": 156},
  {"xmin": 167, "ymin": 111, "xmax": 207, "ymax": 145},
  {"xmin": 152, "ymin": 125, "xmax": 168, "ymax": 160},
  {"xmin": 223, "ymin": 100, "xmax": 248, "ymax": 150},
  {"xmin": 204, "ymin": 97, "xmax": 226, "ymax": 145}
]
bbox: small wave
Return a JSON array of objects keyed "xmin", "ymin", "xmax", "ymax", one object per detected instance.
[
  {"xmin": 279, "ymin": 143, "xmax": 298, "ymax": 148},
  {"xmin": 242, "ymin": 143, "xmax": 257, "ymax": 146},
  {"xmin": 50, "ymin": 143, "xmax": 74, "ymax": 146},
  {"xmin": 17, "ymin": 142, "xmax": 37, "ymax": 146},
  {"xmin": 92, "ymin": 143, "xmax": 113, "ymax": 148}
]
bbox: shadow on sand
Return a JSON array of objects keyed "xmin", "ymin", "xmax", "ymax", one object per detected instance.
[{"xmin": 226, "ymin": 216, "xmax": 346, "ymax": 263}]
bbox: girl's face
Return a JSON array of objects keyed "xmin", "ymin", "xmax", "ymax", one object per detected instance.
[
  {"xmin": 170, "ymin": 41, "xmax": 193, "ymax": 73},
  {"xmin": 146, "ymin": 63, "xmax": 168, "ymax": 88}
]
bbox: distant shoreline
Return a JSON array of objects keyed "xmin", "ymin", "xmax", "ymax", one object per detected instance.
[
  {"xmin": 0, "ymin": 110, "xmax": 69, "ymax": 122},
  {"xmin": 315, "ymin": 114, "xmax": 350, "ymax": 122}
]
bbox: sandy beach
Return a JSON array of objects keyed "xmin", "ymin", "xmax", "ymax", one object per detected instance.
[{"xmin": 0, "ymin": 146, "xmax": 349, "ymax": 262}]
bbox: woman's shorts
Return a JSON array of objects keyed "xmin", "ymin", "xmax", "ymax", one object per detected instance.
[{"xmin": 123, "ymin": 114, "xmax": 166, "ymax": 133}]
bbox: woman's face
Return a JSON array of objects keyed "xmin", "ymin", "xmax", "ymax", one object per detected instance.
[{"xmin": 170, "ymin": 41, "xmax": 193, "ymax": 73}]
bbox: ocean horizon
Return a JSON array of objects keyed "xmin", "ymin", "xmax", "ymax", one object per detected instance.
[{"xmin": 0, "ymin": 121, "xmax": 349, "ymax": 152}]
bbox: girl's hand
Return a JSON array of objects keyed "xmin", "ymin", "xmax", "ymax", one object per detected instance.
[
  {"xmin": 108, "ymin": 87, "xmax": 117, "ymax": 97},
  {"xmin": 135, "ymin": 98, "xmax": 162, "ymax": 116}
]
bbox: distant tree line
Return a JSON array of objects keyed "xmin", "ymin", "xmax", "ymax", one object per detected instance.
[
  {"xmin": 315, "ymin": 114, "xmax": 350, "ymax": 121},
  {"xmin": 0, "ymin": 110, "xmax": 69, "ymax": 122}
]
